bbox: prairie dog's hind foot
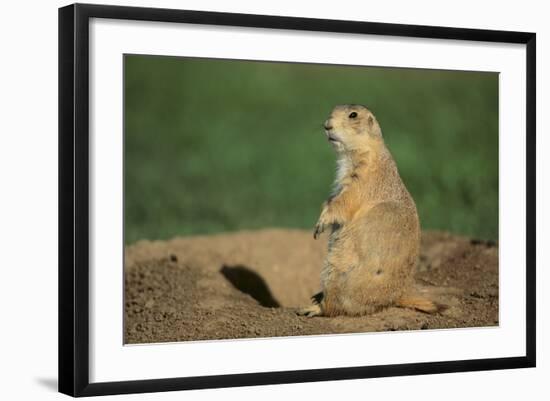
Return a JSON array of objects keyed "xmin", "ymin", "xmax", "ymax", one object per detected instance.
[
  {"xmin": 296, "ymin": 304, "xmax": 322, "ymax": 317},
  {"xmin": 297, "ymin": 293, "xmax": 324, "ymax": 317}
]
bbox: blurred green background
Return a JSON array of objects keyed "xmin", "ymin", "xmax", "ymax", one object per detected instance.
[{"xmin": 124, "ymin": 55, "xmax": 498, "ymax": 244}]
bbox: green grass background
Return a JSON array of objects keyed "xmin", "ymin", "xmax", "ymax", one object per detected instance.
[{"xmin": 124, "ymin": 55, "xmax": 498, "ymax": 244}]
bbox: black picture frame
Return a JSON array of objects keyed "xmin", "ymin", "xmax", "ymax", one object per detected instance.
[{"xmin": 58, "ymin": 3, "xmax": 536, "ymax": 397}]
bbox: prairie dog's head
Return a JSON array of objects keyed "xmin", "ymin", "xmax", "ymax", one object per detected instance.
[{"xmin": 323, "ymin": 104, "xmax": 382, "ymax": 153}]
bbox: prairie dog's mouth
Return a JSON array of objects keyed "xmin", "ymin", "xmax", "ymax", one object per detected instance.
[{"xmin": 325, "ymin": 131, "xmax": 340, "ymax": 143}]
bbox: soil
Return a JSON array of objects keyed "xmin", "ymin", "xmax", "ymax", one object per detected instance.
[{"xmin": 124, "ymin": 229, "xmax": 498, "ymax": 344}]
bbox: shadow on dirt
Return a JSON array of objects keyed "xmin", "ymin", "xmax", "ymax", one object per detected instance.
[{"xmin": 221, "ymin": 264, "xmax": 280, "ymax": 308}]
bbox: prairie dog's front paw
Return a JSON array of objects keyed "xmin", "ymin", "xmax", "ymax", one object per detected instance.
[
  {"xmin": 313, "ymin": 221, "xmax": 324, "ymax": 239},
  {"xmin": 313, "ymin": 208, "xmax": 331, "ymax": 239}
]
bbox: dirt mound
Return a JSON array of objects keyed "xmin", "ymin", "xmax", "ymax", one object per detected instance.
[{"xmin": 124, "ymin": 229, "xmax": 498, "ymax": 344}]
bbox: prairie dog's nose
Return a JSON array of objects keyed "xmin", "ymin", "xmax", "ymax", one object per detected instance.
[{"xmin": 324, "ymin": 119, "xmax": 333, "ymax": 130}]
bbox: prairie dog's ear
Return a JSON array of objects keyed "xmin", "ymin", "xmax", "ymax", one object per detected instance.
[{"xmin": 367, "ymin": 115, "xmax": 374, "ymax": 127}]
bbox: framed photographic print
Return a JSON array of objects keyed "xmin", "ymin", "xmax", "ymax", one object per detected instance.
[{"xmin": 58, "ymin": 3, "xmax": 536, "ymax": 397}]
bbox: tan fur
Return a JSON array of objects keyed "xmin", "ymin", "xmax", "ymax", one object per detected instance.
[
  {"xmin": 298, "ymin": 104, "xmax": 437, "ymax": 317},
  {"xmin": 396, "ymin": 294, "xmax": 438, "ymax": 314}
]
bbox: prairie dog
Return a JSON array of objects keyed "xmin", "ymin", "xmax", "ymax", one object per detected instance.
[{"xmin": 298, "ymin": 104, "xmax": 437, "ymax": 317}]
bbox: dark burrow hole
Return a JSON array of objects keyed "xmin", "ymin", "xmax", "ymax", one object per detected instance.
[{"xmin": 220, "ymin": 265, "xmax": 280, "ymax": 308}]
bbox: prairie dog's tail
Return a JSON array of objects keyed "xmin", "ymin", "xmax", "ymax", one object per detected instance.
[{"xmin": 396, "ymin": 294, "xmax": 440, "ymax": 314}]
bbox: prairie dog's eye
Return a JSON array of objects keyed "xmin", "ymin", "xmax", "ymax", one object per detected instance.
[{"xmin": 348, "ymin": 112, "xmax": 358, "ymax": 119}]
